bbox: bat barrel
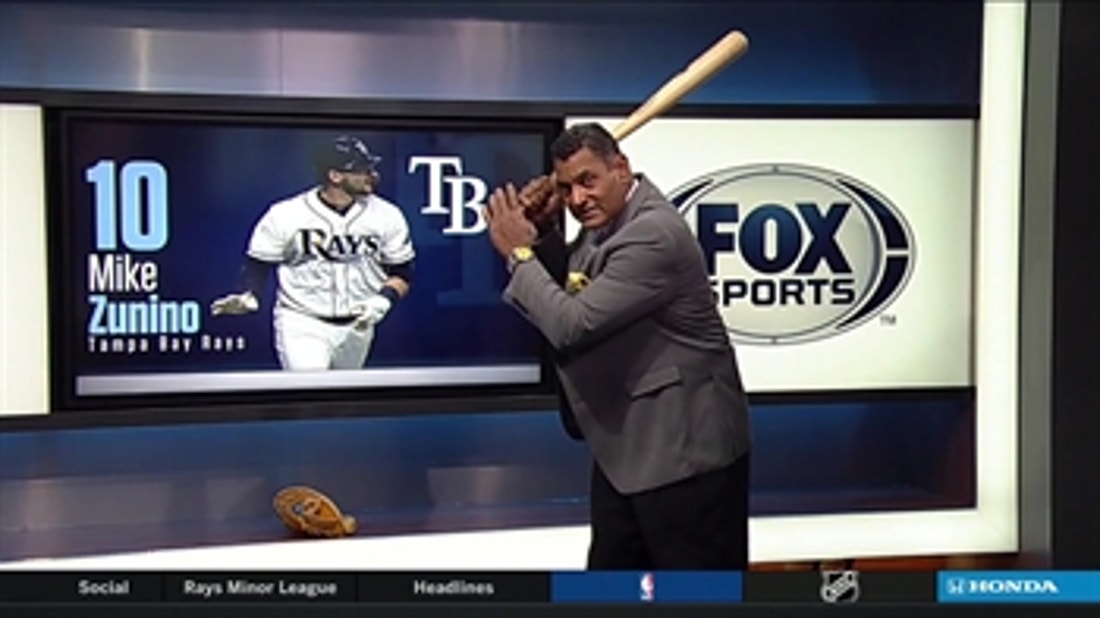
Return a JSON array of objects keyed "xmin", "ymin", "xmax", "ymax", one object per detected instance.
[{"xmin": 611, "ymin": 30, "xmax": 749, "ymax": 141}]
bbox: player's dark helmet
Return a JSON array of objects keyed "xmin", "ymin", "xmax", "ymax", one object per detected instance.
[{"xmin": 313, "ymin": 136, "xmax": 381, "ymax": 178}]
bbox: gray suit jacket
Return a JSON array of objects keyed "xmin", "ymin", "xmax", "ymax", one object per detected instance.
[{"xmin": 504, "ymin": 174, "xmax": 752, "ymax": 494}]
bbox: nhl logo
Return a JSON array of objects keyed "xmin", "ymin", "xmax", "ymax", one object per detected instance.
[{"xmin": 819, "ymin": 571, "xmax": 860, "ymax": 603}]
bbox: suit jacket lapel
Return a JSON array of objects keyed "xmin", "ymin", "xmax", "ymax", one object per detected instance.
[
  {"xmin": 573, "ymin": 175, "xmax": 658, "ymax": 277},
  {"xmin": 568, "ymin": 230, "xmax": 598, "ymax": 276}
]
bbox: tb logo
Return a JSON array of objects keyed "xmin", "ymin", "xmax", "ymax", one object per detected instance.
[{"xmin": 409, "ymin": 156, "xmax": 489, "ymax": 235}]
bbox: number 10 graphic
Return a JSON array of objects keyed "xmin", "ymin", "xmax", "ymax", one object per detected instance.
[{"xmin": 85, "ymin": 159, "xmax": 169, "ymax": 252}]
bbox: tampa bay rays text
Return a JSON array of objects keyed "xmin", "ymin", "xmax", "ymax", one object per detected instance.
[{"xmin": 84, "ymin": 159, "xmax": 245, "ymax": 355}]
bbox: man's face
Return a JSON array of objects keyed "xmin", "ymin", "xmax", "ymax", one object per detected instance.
[
  {"xmin": 553, "ymin": 147, "xmax": 632, "ymax": 229},
  {"xmin": 331, "ymin": 168, "xmax": 379, "ymax": 196}
]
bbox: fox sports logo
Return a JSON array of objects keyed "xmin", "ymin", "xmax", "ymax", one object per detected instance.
[{"xmin": 670, "ymin": 163, "xmax": 915, "ymax": 345}]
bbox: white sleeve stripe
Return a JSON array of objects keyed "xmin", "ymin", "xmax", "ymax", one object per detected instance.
[
  {"xmin": 380, "ymin": 249, "xmax": 415, "ymax": 264},
  {"xmin": 247, "ymin": 249, "xmax": 283, "ymax": 262}
]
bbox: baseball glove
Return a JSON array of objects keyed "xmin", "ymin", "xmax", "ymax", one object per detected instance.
[
  {"xmin": 210, "ymin": 291, "xmax": 258, "ymax": 316},
  {"xmin": 273, "ymin": 485, "xmax": 357, "ymax": 538}
]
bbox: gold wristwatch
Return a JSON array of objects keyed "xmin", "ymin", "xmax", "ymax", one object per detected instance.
[{"xmin": 508, "ymin": 246, "xmax": 534, "ymax": 272}]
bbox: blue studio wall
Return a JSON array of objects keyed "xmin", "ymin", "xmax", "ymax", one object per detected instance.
[
  {"xmin": 0, "ymin": 0, "xmax": 982, "ymax": 560},
  {"xmin": 0, "ymin": 1, "xmax": 981, "ymax": 105}
]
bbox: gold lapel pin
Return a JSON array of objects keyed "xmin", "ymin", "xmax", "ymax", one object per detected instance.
[{"xmin": 566, "ymin": 272, "xmax": 591, "ymax": 294}]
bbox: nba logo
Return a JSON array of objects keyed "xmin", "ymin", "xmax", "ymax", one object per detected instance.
[{"xmin": 639, "ymin": 572, "xmax": 655, "ymax": 601}]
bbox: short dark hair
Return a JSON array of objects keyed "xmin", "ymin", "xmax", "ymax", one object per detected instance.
[{"xmin": 550, "ymin": 122, "xmax": 621, "ymax": 163}]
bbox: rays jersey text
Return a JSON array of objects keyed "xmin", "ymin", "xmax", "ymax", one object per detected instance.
[{"xmin": 247, "ymin": 188, "xmax": 415, "ymax": 318}]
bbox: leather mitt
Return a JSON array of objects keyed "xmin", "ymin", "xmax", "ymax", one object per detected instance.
[{"xmin": 273, "ymin": 485, "xmax": 357, "ymax": 538}]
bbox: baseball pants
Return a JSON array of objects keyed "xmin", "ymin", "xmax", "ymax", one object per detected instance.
[{"xmin": 273, "ymin": 306, "xmax": 375, "ymax": 370}]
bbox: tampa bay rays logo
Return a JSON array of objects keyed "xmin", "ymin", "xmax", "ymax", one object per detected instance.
[
  {"xmin": 297, "ymin": 229, "xmax": 381, "ymax": 262},
  {"xmin": 408, "ymin": 155, "xmax": 490, "ymax": 236},
  {"xmin": 819, "ymin": 571, "xmax": 860, "ymax": 604},
  {"xmin": 350, "ymin": 139, "xmax": 374, "ymax": 160}
]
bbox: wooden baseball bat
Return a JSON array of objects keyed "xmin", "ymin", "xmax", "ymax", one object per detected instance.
[
  {"xmin": 610, "ymin": 30, "xmax": 749, "ymax": 141},
  {"xmin": 518, "ymin": 31, "xmax": 748, "ymax": 216}
]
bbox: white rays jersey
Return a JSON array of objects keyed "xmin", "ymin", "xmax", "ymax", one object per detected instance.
[{"xmin": 247, "ymin": 187, "xmax": 415, "ymax": 319}]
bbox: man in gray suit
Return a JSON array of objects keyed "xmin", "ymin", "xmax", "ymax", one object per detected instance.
[{"xmin": 483, "ymin": 122, "xmax": 752, "ymax": 569}]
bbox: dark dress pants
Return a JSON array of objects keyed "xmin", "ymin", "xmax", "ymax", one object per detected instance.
[{"xmin": 587, "ymin": 454, "xmax": 750, "ymax": 570}]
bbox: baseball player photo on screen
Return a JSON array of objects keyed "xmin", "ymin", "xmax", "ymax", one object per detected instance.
[
  {"xmin": 50, "ymin": 111, "xmax": 557, "ymax": 406},
  {"xmin": 209, "ymin": 136, "xmax": 416, "ymax": 372}
]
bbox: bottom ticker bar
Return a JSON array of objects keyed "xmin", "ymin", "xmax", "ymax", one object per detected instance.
[
  {"xmin": 359, "ymin": 572, "xmax": 549, "ymax": 602},
  {"xmin": 551, "ymin": 571, "xmax": 742, "ymax": 603},
  {"xmin": 1, "ymin": 602, "xmax": 1099, "ymax": 618},
  {"xmin": 937, "ymin": 571, "xmax": 1100, "ymax": 603},
  {"xmin": 743, "ymin": 571, "xmax": 937, "ymax": 603},
  {"xmin": 2, "ymin": 570, "xmax": 1098, "ymax": 608}
]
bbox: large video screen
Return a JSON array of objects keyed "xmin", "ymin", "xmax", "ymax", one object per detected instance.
[
  {"xmin": 48, "ymin": 110, "xmax": 560, "ymax": 411},
  {"xmin": 565, "ymin": 116, "xmax": 975, "ymax": 392}
]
